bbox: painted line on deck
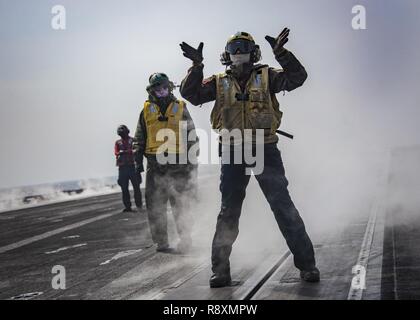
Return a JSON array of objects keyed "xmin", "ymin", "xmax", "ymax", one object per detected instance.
[
  {"xmin": 0, "ymin": 212, "xmax": 116, "ymax": 254},
  {"xmin": 390, "ymin": 215, "xmax": 399, "ymax": 300},
  {"xmin": 99, "ymin": 249, "xmax": 143, "ymax": 266},
  {"xmin": 9, "ymin": 291, "xmax": 44, "ymax": 300},
  {"xmin": 348, "ymin": 158, "xmax": 390, "ymax": 300},
  {"xmin": 132, "ymin": 260, "xmax": 210, "ymax": 300},
  {"xmin": 149, "ymin": 261, "xmax": 210, "ymax": 300},
  {"xmin": 62, "ymin": 235, "xmax": 80, "ymax": 239},
  {"xmin": 45, "ymin": 243, "xmax": 87, "ymax": 254},
  {"xmin": 347, "ymin": 202, "xmax": 379, "ymax": 300}
]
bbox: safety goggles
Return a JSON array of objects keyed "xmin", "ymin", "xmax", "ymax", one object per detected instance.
[{"xmin": 226, "ymin": 39, "xmax": 255, "ymax": 54}]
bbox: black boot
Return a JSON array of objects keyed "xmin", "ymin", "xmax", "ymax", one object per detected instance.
[
  {"xmin": 209, "ymin": 273, "xmax": 232, "ymax": 288},
  {"xmin": 300, "ymin": 267, "xmax": 320, "ymax": 282}
]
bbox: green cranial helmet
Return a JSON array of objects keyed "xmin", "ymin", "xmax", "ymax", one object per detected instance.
[
  {"xmin": 220, "ymin": 31, "xmax": 261, "ymax": 66},
  {"xmin": 147, "ymin": 73, "xmax": 171, "ymax": 92},
  {"xmin": 146, "ymin": 73, "xmax": 176, "ymax": 102}
]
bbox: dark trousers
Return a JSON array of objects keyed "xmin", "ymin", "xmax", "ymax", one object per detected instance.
[
  {"xmin": 145, "ymin": 164, "xmax": 194, "ymax": 246},
  {"xmin": 211, "ymin": 144, "xmax": 316, "ymax": 275},
  {"xmin": 118, "ymin": 165, "xmax": 142, "ymax": 209}
]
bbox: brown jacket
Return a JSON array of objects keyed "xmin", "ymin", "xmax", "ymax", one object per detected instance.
[{"xmin": 180, "ymin": 49, "xmax": 308, "ymax": 105}]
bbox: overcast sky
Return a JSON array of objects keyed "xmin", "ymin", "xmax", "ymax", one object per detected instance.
[{"xmin": 1, "ymin": 0, "xmax": 420, "ymax": 189}]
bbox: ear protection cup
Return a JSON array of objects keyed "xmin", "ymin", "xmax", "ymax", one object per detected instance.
[
  {"xmin": 252, "ymin": 45, "xmax": 262, "ymax": 63},
  {"xmin": 220, "ymin": 51, "xmax": 231, "ymax": 66},
  {"xmin": 168, "ymin": 81, "xmax": 176, "ymax": 91}
]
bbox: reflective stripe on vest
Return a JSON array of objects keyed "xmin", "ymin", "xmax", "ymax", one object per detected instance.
[
  {"xmin": 211, "ymin": 66, "xmax": 283, "ymax": 144},
  {"xmin": 143, "ymin": 100, "xmax": 185, "ymax": 154}
]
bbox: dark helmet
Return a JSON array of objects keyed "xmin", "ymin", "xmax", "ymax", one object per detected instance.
[
  {"xmin": 220, "ymin": 31, "xmax": 261, "ymax": 66},
  {"xmin": 117, "ymin": 124, "xmax": 129, "ymax": 136},
  {"xmin": 146, "ymin": 73, "xmax": 174, "ymax": 94}
]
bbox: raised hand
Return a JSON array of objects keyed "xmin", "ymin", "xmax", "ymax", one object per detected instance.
[
  {"xmin": 265, "ymin": 28, "xmax": 290, "ymax": 56},
  {"xmin": 180, "ymin": 42, "xmax": 204, "ymax": 64}
]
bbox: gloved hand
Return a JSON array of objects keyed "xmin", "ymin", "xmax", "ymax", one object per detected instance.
[
  {"xmin": 135, "ymin": 163, "xmax": 144, "ymax": 173},
  {"xmin": 265, "ymin": 28, "xmax": 290, "ymax": 56},
  {"xmin": 180, "ymin": 42, "xmax": 204, "ymax": 64}
]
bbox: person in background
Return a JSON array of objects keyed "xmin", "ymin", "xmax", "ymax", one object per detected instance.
[
  {"xmin": 115, "ymin": 124, "xmax": 143, "ymax": 213},
  {"xmin": 133, "ymin": 73, "xmax": 199, "ymax": 254}
]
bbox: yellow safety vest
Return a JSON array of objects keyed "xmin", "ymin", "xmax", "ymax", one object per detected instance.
[
  {"xmin": 143, "ymin": 100, "xmax": 185, "ymax": 154},
  {"xmin": 211, "ymin": 66, "xmax": 283, "ymax": 144}
]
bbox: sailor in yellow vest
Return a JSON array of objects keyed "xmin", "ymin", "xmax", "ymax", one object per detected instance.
[
  {"xmin": 180, "ymin": 29, "xmax": 319, "ymax": 287},
  {"xmin": 133, "ymin": 73, "xmax": 199, "ymax": 254}
]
